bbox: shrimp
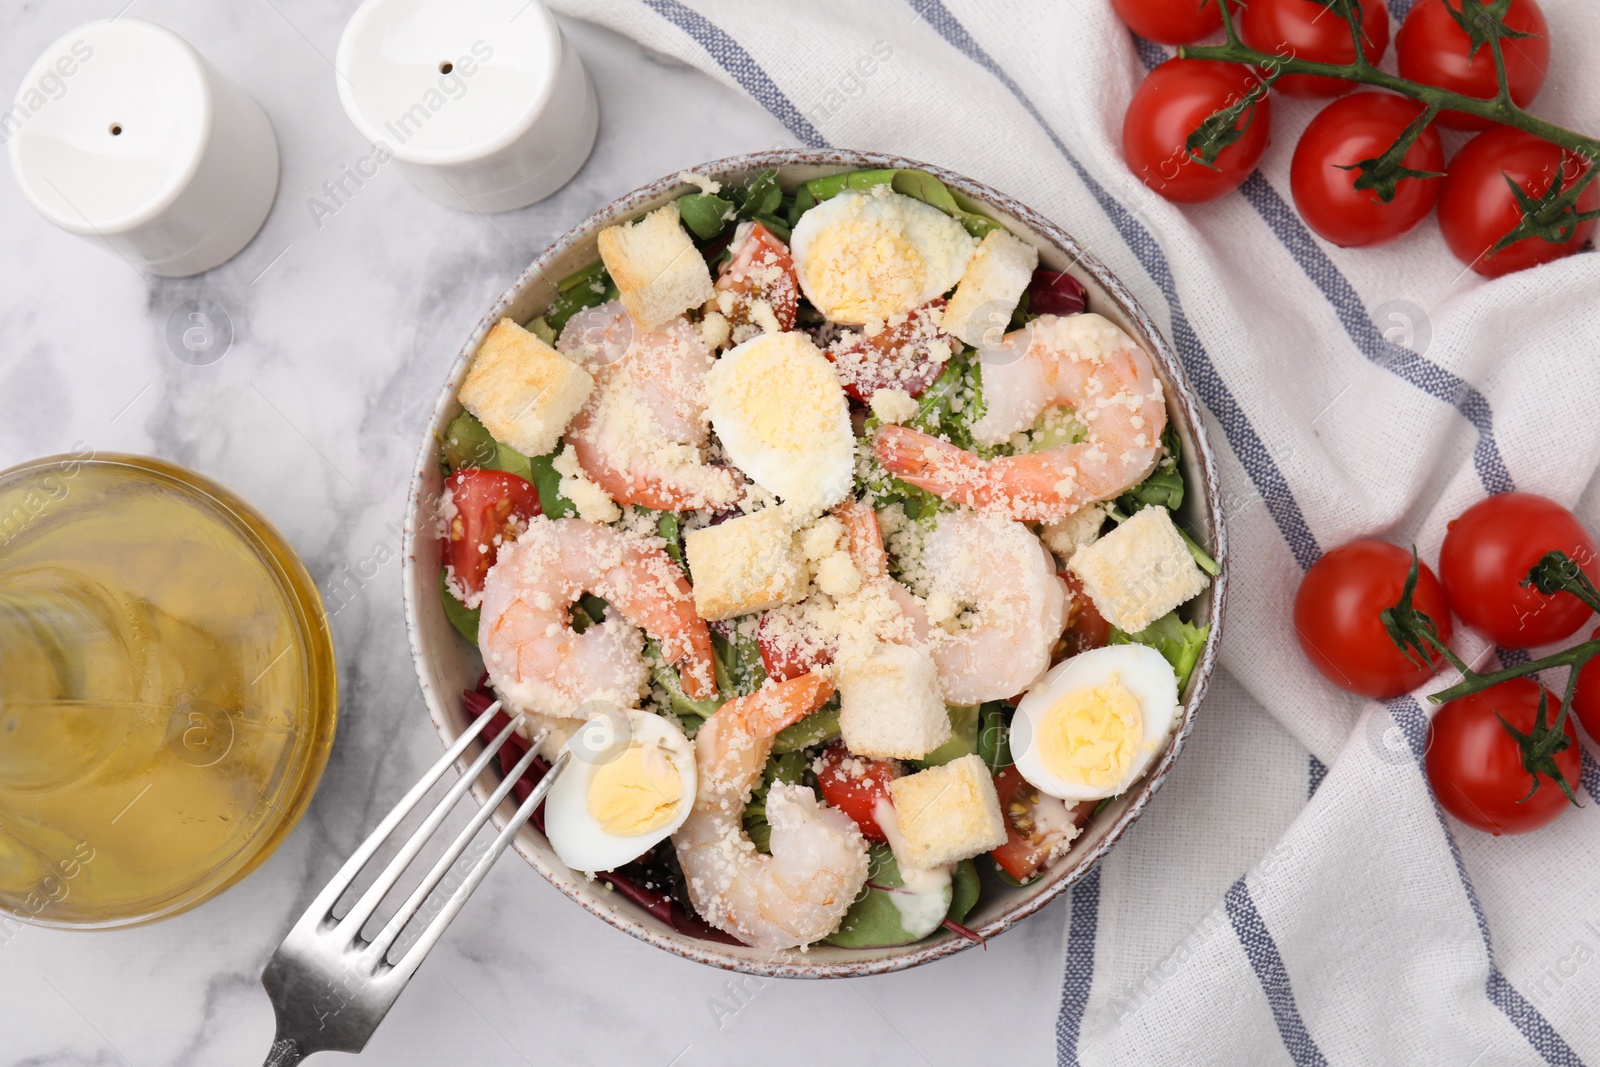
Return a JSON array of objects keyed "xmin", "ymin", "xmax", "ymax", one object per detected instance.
[
  {"xmin": 874, "ymin": 313, "xmax": 1167, "ymax": 523},
  {"xmin": 478, "ymin": 516, "xmax": 716, "ymax": 717},
  {"xmin": 559, "ymin": 303, "xmax": 742, "ymax": 511},
  {"xmin": 886, "ymin": 509, "xmax": 1067, "ymax": 704},
  {"xmin": 672, "ymin": 674, "xmax": 871, "ymax": 950}
]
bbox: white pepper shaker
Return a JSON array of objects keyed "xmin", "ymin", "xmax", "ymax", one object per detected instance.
[
  {"xmin": 6, "ymin": 19, "xmax": 280, "ymax": 278},
  {"xmin": 336, "ymin": 0, "xmax": 598, "ymax": 214}
]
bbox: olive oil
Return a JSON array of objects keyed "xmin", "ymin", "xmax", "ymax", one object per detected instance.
[{"xmin": 0, "ymin": 454, "xmax": 336, "ymax": 928}]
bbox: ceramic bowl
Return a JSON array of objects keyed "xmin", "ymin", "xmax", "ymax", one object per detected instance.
[{"xmin": 402, "ymin": 149, "xmax": 1227, "ymax": 978}]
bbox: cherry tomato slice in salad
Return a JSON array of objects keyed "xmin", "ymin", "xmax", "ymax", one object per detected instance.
[
  {"xmin": 756, "ymin": 610, "xmax": 834, "ymax": 682},
  {"xmin": 815, "ymin": 742, "xmax": 902, "ymax": 843},
  {"xmin": 713, "ymin": 221, "xmax": 799, "ymax": 332},
  {"xmin": 825, "ymin": 298, "xmax": 950, "ymax": 403},
  {"xmin": 1293, "ymin": 540, "xmax": 1454, "ymax": 698},
  {"xmin": 1426, "ymin": 678, "xmax": 1579, "ymax": 835},
  {"xmin": 1108, "ymin": 0, "xmax": 1227, "ymax": 46},
  {"xmin": 1238, "ymin": 0, "xmax": 1390, "ymax": 97},
  {"xmin": 990, "ymin": 765, "xmax": 1095, "ymax": 883},
  {"xmin": 1439, "ymin": 492, "xmax": 1599, "ymax": 649},
  {"xmin": 1396, "ymin": 0, "xmax": 1549, "ymax": 130},
  {"xmin": 1123, "ymin": 60, "xmax": 1273, "ymax": 204},
  {"xmin": 1290, "ymin": 93, "xmax": 1444, "ymax": 248},
  {"xmin": 441, "ymin": 468, "xmax": 542, "ymax": 599},
  {"xmin": 1437, "ymin": 127, "xmax": 1599, "ymax": 279},
  {"xmin": 1061, "ymin": 573, "xmax": 1112, "ymax": 659}
]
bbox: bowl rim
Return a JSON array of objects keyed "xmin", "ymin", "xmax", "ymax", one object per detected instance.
[{"xmin": 401, "ymin": 148, "xmax": 1228, "ymax": 978}]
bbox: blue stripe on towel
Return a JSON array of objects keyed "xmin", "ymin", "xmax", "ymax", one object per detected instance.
[
  {"xmin": 1055, "ymin": 867, "xmax": 1102, "ymax": 1067},
  {"xmin": 1386, "ymin": 698, "xmax": 1586, "ymax": 1066},
  {"xmin": 640, "ymin": 0, "xmax": 826, "ymax": 147},
  {"xmin": 1308, "ymin": 755, "xmax": 1328, "ymax": 799},
  {"xmin": 1236, "ymin": 176, "xmax": 1515, "ymax": 495},
  {"xmin": 1224, "ymin": 880, "xmax": 1331, "ymax": 1067},
  {"xmin": 904, "ymin": 0, "xmax": 1322, "ymax": 571}
]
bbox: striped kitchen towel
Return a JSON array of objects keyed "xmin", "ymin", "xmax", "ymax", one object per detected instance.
[{"xmin": 547, "ymin": 1, "xmax": 1600, "ymax": 1063}]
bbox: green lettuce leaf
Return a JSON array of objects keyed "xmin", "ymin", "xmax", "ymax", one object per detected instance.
[
  {"xmin": 914, "ymin": 704, "xmax": 980, "ymax": 768},
  {"xmin": 440, "ymin": 569, "xmax": 479, "ymax": 644},
  {"xmin": 823, "ymin": 846, "xmax": 955, "ymax": 948},
  {"xmin": 1109, "ymin": 611, "xmax": 1210, "ymax": 692}
]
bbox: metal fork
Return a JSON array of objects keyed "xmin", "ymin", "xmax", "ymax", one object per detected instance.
[{"xmin": 260, "ymin": 701, "xmax": 568, "ymax": 1066}]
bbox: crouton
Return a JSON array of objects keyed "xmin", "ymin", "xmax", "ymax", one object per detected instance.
[
  {"xmin": 942, "ymin": 229, "xmax": 1039, "ymax": 349},
  {"xmin": 458, "ymin": 318, "xmax": 593, "ymax": 459},
  {"xmin": 684, "ymin": 508, "xmax": 807, "ymax": 620},
  {"xmin": 1068, "ymin": 506, "xmax": 1208, "ymax": 633},
  {"xmin": 837, "ymin": 641, "xmax": 951, "ymax": 760},
  {"xmin": 887, "ymin": 754, "xmax": 1008, "ymax": 869},
  {"xmin": 597, "ymin": 203, "xmax": 716, "ymax": 329}
]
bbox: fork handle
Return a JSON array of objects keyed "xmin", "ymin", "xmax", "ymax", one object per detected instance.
[{"xmin": 262, "ymin": 1037, "xmax": 304, "ymax": 1066}]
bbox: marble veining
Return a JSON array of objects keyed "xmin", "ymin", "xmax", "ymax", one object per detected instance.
[{"xmin": 0, "ymin": 4, "xmax": 1065, "ymax": 1065}]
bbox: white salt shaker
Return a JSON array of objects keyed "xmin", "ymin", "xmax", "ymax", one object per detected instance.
[
  {"xmin": 6, "ymin": 20, "xmax": 279, "ymax": 278},
  {"xmin": 336, "ymin": 0, "xmax": 598, "ymax": 214}
]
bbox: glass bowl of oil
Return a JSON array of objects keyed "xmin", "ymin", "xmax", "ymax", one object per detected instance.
[{"xmin": 0, "ymin": 452, "xmax": 337, "ymax": 929}]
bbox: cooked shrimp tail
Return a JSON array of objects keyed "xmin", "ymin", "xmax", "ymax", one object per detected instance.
[
  {"xmin": 478, "ymin": 516, "xmax": 717, "ymax": 718},
  {"xmin": 672, "ymin": 674, "xmax": 871, "ymax": 950},
  {"xmin": 874, "ymin": 313, "xmax": 1166, "ymax": 523}
]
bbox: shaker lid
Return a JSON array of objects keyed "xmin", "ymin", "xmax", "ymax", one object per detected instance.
[
  {"xmin": 336, "ymin": 0, "xmax": 563, "ymax": 165},
  {"xmin": 7, "ymin": 19, "xmax": 211, "ymax": 234}
]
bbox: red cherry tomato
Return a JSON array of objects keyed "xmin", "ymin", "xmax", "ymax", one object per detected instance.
[
  {"xmin": 1569, "ymin": 627, "xmax": 1600, "ymax": 744},
  {"xmin": 1061, "ymin": 573, "xmax": 1112, "ymax": 658},
  {"xmin": 1437, "ymin": 127, "xmax": 1599, "ymax": 278},
  {"xmin": 1123, "ymin": 59, "xmax": 1274, "ymax": 203},
  {"xmin": 1108, "ymin": 0, "xmax": 1228, "ymax": 45},
  {"xmin": 1439, "ymin": 493, "xmax": 1599, "ymax": 648},
  {"xmin": 990, "ymin": 766, "xmax": 1095, "ymax": 883},
  {"xmin": 1291, "ymin": 93, "xmax": 1444, "ymax": 247},
  {"xmin": 1294, "ymin": 540, "xmax": 1454, "ymax": 698},
  {"xmin": 1238, "ymin": 0, "xmax": 1391, "ymax": 97},
  {"xmin": 713, "ymin": 221, "xmax": 798, "ymax": 331},
  {"xmin": 1427, "ymin": 678, "xmax": 1579, "ymax": 835},
  {"xmin": 440, "ymin": 468, "xmax": 543, "ymax": 599},
  {"xmin": 756, "ymin": 610, "xmax": 834, "ymax": 682},
  {"xmin": 815, "ymin": 743, "xmax": 902, "ymax": 843},
  {"xmin": 1396, "ymin": 0, "xmax": 1548, "ymax": 130},
  {"xmin": 824, "ymin": 299, "xmax": 949, "ymax": 403}
]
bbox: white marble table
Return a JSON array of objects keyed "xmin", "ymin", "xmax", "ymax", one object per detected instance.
[{"xmin": 0, "ymin": 4, "xmax": 1068, "ymax": 1064}]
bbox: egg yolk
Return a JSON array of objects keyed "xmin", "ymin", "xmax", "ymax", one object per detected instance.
[
  {"xmin": 587, "ymin": 743, "xmax": 684, "ymax": 835},
  {"xmin": 803, "ymin": 218, "xmax": 926, "ymax": 323},
  {"xmin": 716, "ymin": 334, "xmax": 844, "ymax": 453},
  {"xmin": 1034, "ymin": 676, "xmax": 1144, "ymax": 791}
]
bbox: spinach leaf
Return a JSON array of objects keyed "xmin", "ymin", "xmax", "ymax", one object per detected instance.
[
  {"xmin": 948, "ymin": 859, "xmax": 980, "ymax": 924},
  {"xmin": 914, "ymin": 704, "xmax": 980, "ymax": 768},
  {"xmin": 440, "ymin": 569, "xmax": 480, "ymax": 644},
  {"xmin": 439, "ymin": 411, "xmax": 574, "ymax": 518},
  {"xmin": 801, "ymin": 168, "xmax": 1005, "ymax": 238},
  {"xmin": 1109, "ymin": 611, "xmax": 1210, "ymax": 692},
  {"xmin": 736, "ymin": 169, "xmax": 783, "ymax": 221},
  {"xmin": 823, "ymin": 845, "xmax": 955, "ymax": 949},
  {"xmin": 677, "ymin": 192, "xmax": 735, "ymax": 240},
  {"xmin": 545, "ymin": 259, "xmax": 618, "ymax": 333},
  {"xmin": 771, "ymin": 699, "xmax": 841, "ymax": 754},
  {"xmin": 977, "ymin": 701, "xmax": 1012, "ymax": 773},
  {"xmin": 440, "ymin": 410, "xmax": 500, "ymax": 472}
]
